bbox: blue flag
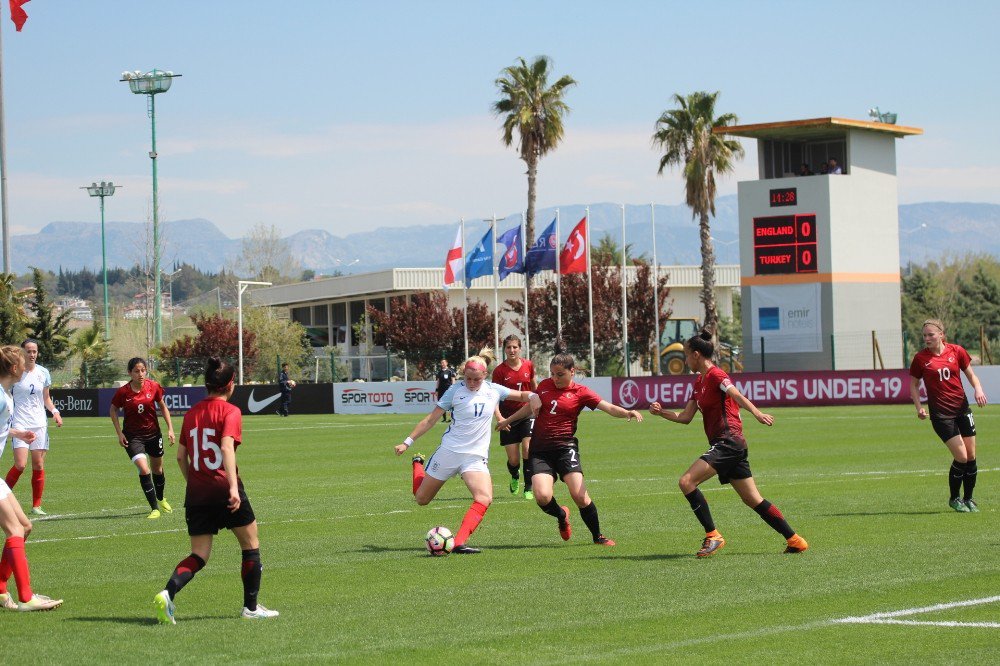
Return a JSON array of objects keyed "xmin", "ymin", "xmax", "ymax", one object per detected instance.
[
  {"xmin": 464, "ymin": 226, "xmax": 494, "ymax": 287},
  {"xmin": 525, "ymin": 218, "xmax": 557, "ymax": 276},
  {"xmin": 496, "ymin": 225, "xmax": 524, "ymax": 282}
]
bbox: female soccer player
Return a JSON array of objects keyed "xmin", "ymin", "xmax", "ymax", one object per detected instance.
[
  {"xmin": 154, "ymin": 357, "xmax": 278, "ymax": 624},
  {"xmin": 0, "ymin": 345, "xmax": 62, "ymax": 611},
  {"xmin": 649, "ymin": 328, "xmax": 808, "ymax": 557},
  {"xmin": 109, "ymin": 357, "xmax": 176, "ymax": 519},
  {"xmin": 5, "ymin": 339, "xmax": 62, "ymax": 516},
  {"xmin": 394, "ymin": 348, "xmax": 538, "ymax": 554},
  {"xmin": 497, "ymin": 342, "xmax": 642, "ymax": 547},
  {"xmin": 491, "ymin": 334, "xmax": 536, "ymax": 498},
  {"xmin": 908, "ymin": 318, "xmax": 988, "ymax": 513}
]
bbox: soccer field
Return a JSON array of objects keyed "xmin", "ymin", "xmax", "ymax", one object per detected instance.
[{"xmin": 3, "ymin": 406, "xmax": 997, "ymax": 664}]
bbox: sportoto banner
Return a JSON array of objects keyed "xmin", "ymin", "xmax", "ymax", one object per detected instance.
[
  {"xmin": 334, "ymin": 382, "xmax": 439, "ymax": 414},
  {"xmin": 612, "ymin": 370, "xmax": 915, "ymax": 409}
]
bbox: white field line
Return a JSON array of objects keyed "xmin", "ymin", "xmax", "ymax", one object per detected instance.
[
  {"xmin": 66, "ymin": 422, "xmax": 402, "ymax": 439},
  {"xmin": 833, "ymin": 595, "xmax": 1000, "ymax": 628}
]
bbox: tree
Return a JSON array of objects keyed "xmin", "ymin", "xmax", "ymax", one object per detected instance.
[
  {"xmin": 493, "ymin": 56, "xmax": 576, "ymax": 257},
  {"xmin": 26, "ymin": 268, "xmax": 73, "ymax": 370},
  {"xmin": 243, "ymin": 306, "xmax": 312, "ymax": 382},
  {"xmin": 231, "ymin": 223, "xmax": 300, "ymax": 285},
  {"xmin": 71, "ymin": 322, "xmax": 117, "ymax": 387},
  {"xmin": 653, "ymin": 91, "xmax": 743, "ymax": 335},
  {"xmin": 591, "ymin": 233, "xmax": 641, "ymax": 267},
  {"xmin": 158, "ymin": 313, "xmax": 258, "ymax": 383},
  {"xmin": 0, "ymin": 273, "xmax": 29, "ymax": 343}
]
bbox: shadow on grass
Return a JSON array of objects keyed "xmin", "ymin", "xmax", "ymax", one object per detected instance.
[
  {"xmin": 38, "ymin": 511, "xmax": 148, "ymax": 523},
  {"xmin": 69, "ymin": 615, "xmax": 228, "ymax": 625},
  {"xmin": 823, "ymin": 511, "xmax": 942, "ymax": 516},
  {"xmin": 360, "ymin": 542, "xmax": 566, "ymax": 554}
]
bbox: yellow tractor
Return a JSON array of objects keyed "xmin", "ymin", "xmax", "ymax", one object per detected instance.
[{"xmin": 659, "ymin": 318, "xmax": 743, "ymax": 375}]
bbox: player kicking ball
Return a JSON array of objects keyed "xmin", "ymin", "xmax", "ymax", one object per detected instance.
[{"xmin": 154, "ymin": 357, "xmax": 277, "ymax": 624}]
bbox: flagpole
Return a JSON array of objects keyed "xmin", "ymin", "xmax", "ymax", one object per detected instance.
[
  {"xmin": 491, "ymin": 213, "xmax": 499, "ymax": 353},
  {"xmin": 0, "ymin": 9, "xmax": 11, "ymax": 272},
  {"xmin": 461, "ymin": 217, "xmax": 468, "ymax": 360},
  {"xmin": 522, "ymin": 211, "xmax": 529, "ymax": 358},
  {"xmin": 586, "ymin": 206, "xmax": 595, "ymax": 375},
  {"xmin": 621, "ymin": 204, "xmax": 629, "ymax": 377},
  {"xmin": 651, "ymin": 203, "xmax": 660, "ymax": 375},
  {"xmin": 555, "ymin": 208, "xmax": 562, "ymax": 342}
]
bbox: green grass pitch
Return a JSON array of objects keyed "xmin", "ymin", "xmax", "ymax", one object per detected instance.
[{"xmin": 2, "ymin": 406, "xmax": 997, "ymax": 663}]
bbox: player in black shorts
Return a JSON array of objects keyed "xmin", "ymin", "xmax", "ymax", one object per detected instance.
[{"xmin": 435, "ymin": 359, "xmax": 456, "ymax": 422}]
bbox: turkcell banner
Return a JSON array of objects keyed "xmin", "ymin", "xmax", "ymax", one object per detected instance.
[
  {"xmin": 612, "ymin": 370, "xmax": 914, "ymax": 409},
  {"xmin": 334, "ymin": 382, "xmax": 439, "ymax": 414},
  {"xmin": 750, "ymin": 283, "xmax": 822, "ymax": 353}
]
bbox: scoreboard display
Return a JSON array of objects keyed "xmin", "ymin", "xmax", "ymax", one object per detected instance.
[{"xmin": 753, "ymin": 213, "xmax": 818, "ymax": 275}]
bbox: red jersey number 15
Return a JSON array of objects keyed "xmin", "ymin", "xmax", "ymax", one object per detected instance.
[{"xmin": 188, "ymin": 427, "xmax": 223, "ymax": 471}]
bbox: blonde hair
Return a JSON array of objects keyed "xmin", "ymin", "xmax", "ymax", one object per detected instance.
[
  {"xmin": 459, "ymin": 346, "xmax": 496, "ymax": 374},
  {"xmin": 0, "ymin": 345, "xmax": 27, "ymax": 379},
  {"xmin": 921, "ymin": 318, "xmax": 945, "ymax": 333}
]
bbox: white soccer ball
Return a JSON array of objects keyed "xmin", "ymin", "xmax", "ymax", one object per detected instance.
[
  {"xmin": 288, "ymin": 380, "xmax": 296, "ymax": 389},
  {"xmin": 425, "ymin": 526, "xmax": 454, "ymax": 556}
]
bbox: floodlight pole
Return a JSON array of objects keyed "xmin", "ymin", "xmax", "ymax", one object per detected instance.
[
  {"xmin": 237, "ymin": 280, "xmax": 272, "ymax": 385},
  {"xmin": 81, "ymin": 182, "xmax": 120, "ymax": 339}
]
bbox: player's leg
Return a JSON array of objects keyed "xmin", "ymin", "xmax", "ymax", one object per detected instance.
[
  {"xmin": 0, "ymin": 490, "xmax": 61, "ymax": 610},
  {"xmin": 232, "ymin": 520, "xmax": 277, "ymax": 617},
  {"xmin": 520, "ymin": 435, "xmax": 533, "ymax": 498},
  {"xmin": 731, "ymin": 476, "xmax": 808, "ymax": 553},
  {"xmin": 147, "ymin": 436, "xmax": 171, "ymax": 513},
  {"xmin": 529, "ymin": 458, "xmax": 569, "ymax": 539},
  {"xmin": 453, "ymin": 469, "xmax": 492, "ymax": 552},
  {"xmin": 413, "ymin": 474, "xmax": 446, "ymax": 506},
  {"xmin": 4, "ymin": 445, "xmax": 27, "ymax": 490},
  {"xmin": 156, "ymin": 534, "xmax": 213, "ymax": 624},
  {"xmin": 132, "ymin": 453, "xmax": 160, "ymax": 516},
  {"xmin": 28, "ymin": 448, "xmax": 46, "ymax": 514},
  {"xmin": 942, "ymin": 433, "xmax": 970, "ymax": 511},
  {"xmin": 564, "ymin": 471, "xmax": 613, "ymax": 545},
  {"xmin": 502, "ymin": 441, "xmax": 521, "ymax": 494},
  {"xmin": 679, "ymin": 458, "xmax": 724, "ymax": 556},
  {"xmin": 961, "ymin": 433, "xmax": 978, "ymax": 511}
]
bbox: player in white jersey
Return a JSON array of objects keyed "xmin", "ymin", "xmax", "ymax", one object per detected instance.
[
  {"xmin": 0, "ymin": 345, "xmax": 62, "ymax": 611},
  {"xmin": 393, "ymin": 347, "xmax": 539, "ymax": 553},
  {"xmin": 6, "ymin": 340, "xmax": 63, "ymax": 516}
]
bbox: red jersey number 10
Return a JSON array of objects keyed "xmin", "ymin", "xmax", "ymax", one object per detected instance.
[{"xmin": 188, "ymin": 427, "xmax": 223, "ymax": 471}]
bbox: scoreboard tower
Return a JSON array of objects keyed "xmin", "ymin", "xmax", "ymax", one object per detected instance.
[{"xmin": 721, "ymin": 117, "xmax": 922, "ymax": 371}]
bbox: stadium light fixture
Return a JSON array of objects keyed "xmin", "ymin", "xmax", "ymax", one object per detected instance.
[
  {"xmin": 81, "ymin": 181, "xmax": 120, "ymax": 339},
  {"xmin": 237, "ymin": 280, "xmax": 272, "ymax": 385}
]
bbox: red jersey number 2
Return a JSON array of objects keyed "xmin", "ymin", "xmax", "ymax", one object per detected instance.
[{"xmin": 188, "ymin": 427, "xmax": 223, "ymax": 471}]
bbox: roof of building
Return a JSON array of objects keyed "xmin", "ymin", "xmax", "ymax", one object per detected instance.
[{"xmin": 714, "ymin": 117, "xmax": 923, "ymax": 141}]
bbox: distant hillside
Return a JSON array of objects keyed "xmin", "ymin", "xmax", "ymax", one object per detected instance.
[{"xmin": 10, "ymin": 198, "xmax": 999, "ymax": 274}]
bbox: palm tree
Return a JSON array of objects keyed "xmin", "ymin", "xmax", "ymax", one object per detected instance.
[
  {"xmin": 493, "ymin": 56, "xmax": 576, "ymax": 255},
  {"xmin": 653, "ymin": 91, "xmax": 743, "ymax": 334},
  {"xmin": 70, "ymin": 322, "xmax": 111, "ymax": 387},
  {"xmin": 0, "ymin": 273, "xmax": 29, "ymax": 342}
]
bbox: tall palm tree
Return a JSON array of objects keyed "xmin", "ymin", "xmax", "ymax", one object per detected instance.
[
  {"xmin": 493, "ymin": 56, "xmax": 576, "ymax": 254},
  {"xmin": 653, "ymin": 91, "xmax": 743, "ymax": 334}
]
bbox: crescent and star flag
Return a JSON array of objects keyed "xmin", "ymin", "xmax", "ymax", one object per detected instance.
[
  {"xmin": 443, "ymin": 224, "xmax": 463, "ymax": 287},
  {"xmin": 496, "ymin": 225, "xmax": 524, "ymax": 282},
  {"xmin": 525, "ymin": 217, "xmax": 557, "ymax": 277},
  {"xmin": 464, "ymin": 226, "xmax": 494, "ymax": 287},
  {"xmin": 10, "ymin": 0, "xmax": 29, "ymax": 31},
  {"xmin": 559, "ymin": 217, "xmax": 587, "ymax": 274}
]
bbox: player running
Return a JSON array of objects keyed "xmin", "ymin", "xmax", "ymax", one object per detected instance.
[
  {"xmin": 394, "ymin": 347, "xmax": 538, "ymax": 554},
  {"xmin": 5, "ymin": 339, "xmax": 62, "ymax": 516},
  {"xmin": 649, "ymin": 328, "xmax": 808, "ymax": 557},
  {"xmin": 154, "ymin": 357, "xmax": 278, "ymax": 624},
  {"xmin": 909, "ymin": 318, "xmax": 988, "ymax": 513},
  {"xmin": 491, "ymin": 334, "xmax": 536, "ymax": 498},
  {"xmin": 497, "ymin": 341, "xmax": 642, "ymax": 547},
  {"xmin": 109, "ymin": 357, "xmax": 176, "ymax": 519},
  {"xmin": 0, "ymin": 345, "xmax": 62, "ymax": 611}
]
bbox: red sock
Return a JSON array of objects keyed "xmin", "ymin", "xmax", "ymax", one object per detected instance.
[
  {"xmin": 31, "ymin": 469, "xmax": 45, "ymax": 508},
  {"xmin": 454, "ymin": 501, "xmax": 489, "ymax": 546},
  {"xmin": 412, "ymin": 460, "xmax": 425, "ymax": 495},
  {"xmin": 0, "ymin": 549, "xmax": 11, "ymax": 594},
  {"xmin": 3, "ymin": 537, "xmax": 32, "ymax": 603},
  {"xmin": 5, "ymin": 466, "xmax": 22, "ymax": 489}
]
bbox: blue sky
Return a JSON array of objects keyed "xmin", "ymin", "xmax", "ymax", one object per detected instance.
[{"xmin": 3, "ymin": 0, "xmax": 998, "ymax": 239}]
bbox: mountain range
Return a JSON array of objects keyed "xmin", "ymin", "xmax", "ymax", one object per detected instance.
[{"xmin": 10, "ymin": 196, "xmax": 998, "ymax": 275}]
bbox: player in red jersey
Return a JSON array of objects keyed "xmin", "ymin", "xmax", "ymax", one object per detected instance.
[
  {"xmin": 491, "ymin": 334, "xmax": 537, "ymax": 498},
  {"xmin": 649, "ymin": 329, "xmax": 808, "ymax": 557},
  {"xmin": 497, "ymin": 341, "xmax": 642, "ymax": 546},
  {"xmin": 909, "ymin": 318, "xmax": 988, "ymax": 513},
  {"xmin": 154, "ymin": 357, "xmax": 278, "ymax": 624},
  {"xmin": 109, "ymin": 358, "xmax": 176, "ymax": 519}
]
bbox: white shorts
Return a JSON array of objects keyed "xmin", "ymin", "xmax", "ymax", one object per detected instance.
[
  {"xmin": 0, "ymin": 479, "xmax": 10, "ymax": 501},
  {"xmin": 424, "ymin": 448, "xmax": 490, "ymax": 481},
  {"xmin": 12, "ymin": 427, "xmax": 48, "ymax": 451}
]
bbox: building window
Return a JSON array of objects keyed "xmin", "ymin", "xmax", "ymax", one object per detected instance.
[{"xmin": 291, "ymin": 307, "xmax": 310, "ymax": 325}]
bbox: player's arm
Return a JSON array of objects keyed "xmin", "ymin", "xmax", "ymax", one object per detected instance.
[
  {"xmin": 9, "ymin": 428, "xmax": 36, "ymax": 444},
  {"xmin": 176, "ymin": 439, "xmax": 189, "ymax": 482},
  {"xmin": 43, "ymin": 386, "xmax": 62, "ymax": 427},
  {"xmin": 220, "ymin": 435, "xmax": 241, "ymax": 512},
  {"xmin": 595, "ymin": 400, "xmax": 643, "ymax": 422},
  {"xmin": 725, "ymin": 385, "xmax": 774, "ymax": 426},
  {"xmin": 910, "ymin": 376, "xmax": 927, "ymax": 419},
  {"xmin": 109, "ymin": 403, "xmax": 128, "ymax": 446},
  {"xmin": 497, "ymin": 400, "xmax": 536, "ymax": 431},
  {"xmin": 394, "ymin": 406, "xmax": 447, "ymax": 455},
  {"xmin": 157, "ymin": 396, "xmax": 176, "ymax": 445},
  {"xmin": 650, "ymin": 399, "xmax": 698, "ymax": 424},
  {"xmin": 962, "ymin": 365, "xmax": 988, "ymax": 408}
]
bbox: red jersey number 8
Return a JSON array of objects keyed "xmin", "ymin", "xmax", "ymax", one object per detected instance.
[{"xmin": 188, "ymin": 427, "xmax": 223, "ymax": 471}]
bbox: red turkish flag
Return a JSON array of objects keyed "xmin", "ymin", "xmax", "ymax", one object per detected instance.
[
  {"xmin": 559, "ymin": 217, "xmax": 588, "ymax": 274},
  {"xmin": 9, "ymin": 0, "xmax": 29, "ymax": 32}
]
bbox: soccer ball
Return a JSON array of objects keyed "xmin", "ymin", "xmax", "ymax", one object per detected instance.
[
  {"xmin": 288, "ymin": 380, "xmax": 296, "ymax": 389},
  {"xmin": 425, "ymin": 526, "xmax": 454, "ymax": 556}
]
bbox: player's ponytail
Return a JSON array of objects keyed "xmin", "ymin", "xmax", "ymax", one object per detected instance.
[
  {"xmin": 462, "ymin": 346, "xmax": 495, "ymax": 375},
  {"xmin": 551, "ymin": 338, "xmax": 575, "ymax": 370},
  {"xmin": 204, "ymin": 356, "xmax": 236, "ymax": 393},
  {"xmin": 686, "ymin": 327, "xmax": 715, "ymax": 358},
  {"xmin": 0, "ymin": 345, "xmax": 26, "ymax": 379}
]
